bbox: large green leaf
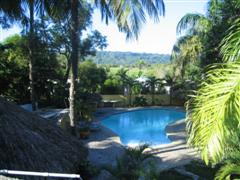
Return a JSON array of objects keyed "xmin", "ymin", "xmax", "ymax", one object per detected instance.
[
  {"xmin": 220, "ymin": 18, "xmax": 240, "ymax": 62},
  {"xmin": 176, "ymin": 13, "xmax": 211, "ymax": 35},
  {"xmin": 186, "ymin": 63, "xmax": 240, "ymax": 165},
  {"xmin": 215, "ymin": 163, "xmax": 240, "ymax": 180}
]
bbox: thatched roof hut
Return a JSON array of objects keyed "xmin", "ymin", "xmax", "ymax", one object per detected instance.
[{"xmin": 0, "ymin": 97, "xmax": 87, "ymax": 174}]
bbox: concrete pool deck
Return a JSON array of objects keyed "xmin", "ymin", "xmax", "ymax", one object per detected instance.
[{"xmin": 82, "ymin": 107, "xmax": 199, "ymax": 170}]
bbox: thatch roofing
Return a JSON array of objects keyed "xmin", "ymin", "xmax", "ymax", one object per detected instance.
[{"xmin": 0, "ymin": 97, "xmax": 87, "ymax": 174}]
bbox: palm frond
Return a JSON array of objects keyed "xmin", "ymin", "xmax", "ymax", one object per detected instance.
[
  {"xmin": 186, "ymin": 63, "xmax": 240, "ymax": 165},
  {"xmin": 215, "ymin": 163, "xmax": 240, "ymax": 180},
  {"xmin": 94, "ymin": 0, "xmax": 165, "ymax": 40},
  {"xmin": 44, "ymin": 0, "xmax": 71, "ymax": 20},
  {"xmin": 220, "ymin": 18, "xmax": 240, "ymax": 62},
  {"xmin": 93, "ymin": 0, "xmax": 113, "ymax": 24},
  {"xmin": 0, "ymin": 0, "xmax": 23, "ymax": 28},
  {"xmin": 0, "ymin": 0, "xmax": 22, "ymax": 18},
  {"xmin": 176, "ymin": 13, "xmax": 210, "ymax": 35}
]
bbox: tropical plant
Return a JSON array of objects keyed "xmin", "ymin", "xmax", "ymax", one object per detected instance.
[
  {"xmin": 101, "ymin": 77, "xmax": 122, "ymax": 95},
  {"xmin": 176, "ymin": 13, "xmax": 211, "ymax": 36},
  {"xmin": 1, "ymin": 0, "xmax": 65, "ymax": 110},
  {"xmin": 0, "ymin": 34, "xmax": 64, "ymax": 106},
  {"xmin": 146, "ymin": 76, "xmax": 162, "ymax": 105},
  {"xmin": 220, "ymin": 18, "xmax": 240, "ymax": 62},
  {"xmin": 171, "ymin": 35, "xmax": 203, "ymax": 80},
  {"xmin": 186, "ymin": 17, "xmax": 240, "ymax": 179},
  {"xmin": 133, "ymin": 96, "xmax": 147, "ymax": 107},
  {"xmin": 0, "ymin": 35, "xmax": 29, "ymax": 103},
  {"xmin": 117, "ymin": 68, "xmax": 129, "ymax": 93},
  {"xmin": 106, "ymin": 144, "xmax": 155, "ymax": 180},
  {"xmin": 125, "ymin": 76, "xmax": 138, "ymax": 106},
  {"xmin": 95, "ymin": 0, "xmax": 165, "ymax": 39},
  {"xmin": 164, "ymin": 71, "xmax": 176, "ymax": 105},
  {"xmin": 78, "ymin": 60, "xmax": 107, "ymax": 93},
  {"xmin": 48, "ymin": 5, "xmax": 92, "ymax": 82},
  {"xmin": 175, "ymin": 0, "xmax": 240, "ymax": 67}
]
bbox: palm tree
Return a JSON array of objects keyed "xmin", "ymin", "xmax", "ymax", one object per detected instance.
[
  {"xmin": 186, "ymin": 18, "xmax": 240, "ymax": 179},
  {"xmin": 117, "ymin": 68, "xmax": 129, "ymax": 95},
  {"xmin": 176, "ymin": 13, "xmax": 211, "ymax": 36},
  {"xmin": 146, "ymin": 76, "xmax": 162, "ymax": 105},
  {"xmin": 68, "ymin": 0, "xmax": 80, "ymax": 135},
  {"xmin": 164, "ymin": 73, "xmax": 175, "ymax": 106},
  {"xmin": 171, "ymin": 35, "xmax": 202, "ymax": 80},
  {"xmin": 0, "ymin": 0, "xmax": 39, "ymax": 110},
  {"xmin": 172, "ymin": 12, "xmax": 208, "ymax": 80},
  {"xmin": 125, "ymin": 76, "xmax": 137, "ymax": 107},
  {"xmin": 27, "ymin": 0, "xmax": 38, "ymax": 111}
]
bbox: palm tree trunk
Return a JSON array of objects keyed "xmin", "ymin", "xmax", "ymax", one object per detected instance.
[
  {"xmin": 29, "ymin": 0, "xmax": 37, "ymax": 111},
  {"xmin": 129, "ymin": 91, "xmax": 132, "ymax": 107},
  {"xmin": 64, "ymin": 58, "xmax": 71, "ymax": 84},
  {"xmin": 151, "ymin": 85, "xmax": 155, "ymax": 106},
  {"xmin": 169, "ymin": 87, "xmax": 172, "ymax": 105},
  {"xmin": 69, "ymin": 0, "xmax": 79, "ymax": 136},
  {"xmin": 128, "ymin": 85, "xmax": 132, "ymax": 106}
]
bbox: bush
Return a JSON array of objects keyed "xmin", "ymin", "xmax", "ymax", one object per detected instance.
[
  {"xmin": 106, "ymin": 144, "xmax": 159, "ymax": 180},
  {"xmin": 133, "ymin": 96, "xmax": 148, "ymax": 106},
  {"xmin": 101, "ymin": 78, "xmax": 122, "ymax": 94},
  {"xmin": 76, "ymin": 160, "xmax": 100, "ymax": 179}
]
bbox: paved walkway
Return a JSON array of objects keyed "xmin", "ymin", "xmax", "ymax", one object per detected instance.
[
  {"xmin": 83, "ymin": 107, "xmax": 199, "ymax": 170},
  {"xmin": 82, "ymin": 124, "xmax": 125, "ymax": 167}
]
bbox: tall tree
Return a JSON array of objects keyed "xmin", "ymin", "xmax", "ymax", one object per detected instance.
[
  {"xmin": 28, "ymin": 0, "xmax": 37, "ymax": 110},
  {"xmin": 117, "ymin": 68, "xmax": 129, "ymax": 95},
  {"xmin": 69, "ymin": 0, "xmax": 80, "ymax": 135},
  {"xmin": 0, "ymin": 0, "xmax": 39, "ymax": 109},
  {"xmin": 171, "ymin": 35, "xmax": 202, "ymax": 79},
  {"xmin": 125, "ymin": 76, "xmax": 137, "ymax": 107}
]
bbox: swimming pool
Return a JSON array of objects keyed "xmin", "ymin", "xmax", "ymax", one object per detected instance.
[{"xmin": 101, "ymin": 108, "xmax": 185, "ymax": 146}]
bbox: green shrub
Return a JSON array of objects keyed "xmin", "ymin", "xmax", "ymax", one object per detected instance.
[
  {"xmin": 76, "ymin": 160, "xmax": 100, "ymax": 179},
  {"xmin": 101, "ymin": 78, "xmax": 122, "ymax": 94},
  {"xmin": 133, "ymin": 96, "xmax": 148, "ymax": 106},
  {"xmin": 106, "ymin": 144, "xmax": 158, "ymax": 180}
]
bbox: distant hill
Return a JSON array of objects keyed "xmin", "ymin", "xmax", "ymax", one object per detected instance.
[{"xmin": 89, "ymin": 51, "xmax": 170, "ymax": 65}]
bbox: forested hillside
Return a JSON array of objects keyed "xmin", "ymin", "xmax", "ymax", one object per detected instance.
[{"xmin": 89, "ymin": 51, "xmax": 170, "ymax": 65}]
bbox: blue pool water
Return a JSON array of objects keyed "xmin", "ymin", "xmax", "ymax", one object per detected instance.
[{"xmin": 101, "ymin": 109, "xmax": 185, "ymax": 146}]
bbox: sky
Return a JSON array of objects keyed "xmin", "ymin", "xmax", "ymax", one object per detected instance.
[{"xmin": 0, "ymin": 0, "xmax": 208, "ymax": 54}]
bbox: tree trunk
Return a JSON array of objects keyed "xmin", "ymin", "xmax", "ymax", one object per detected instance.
[
  {"xmin": 128, "ymin": 85, "xmax": 132, "ymax": 107},
  {"xmin": 64, "ymin": 58, "xmax": 71, "ymax": 84},
  {"xmin": 69, "ymin": 0, "xmax": 79, "ymax": 136},
  {"xmin": 151, "ymin": 85, "xmax": 155, "ymax": 106},
  {"xmin": 169, "ymin": 87, "xmax": 172, "ymax": 105},
  {"xmin": 29, "ymin": 0, "xmax": 37, "ymax": 111}
]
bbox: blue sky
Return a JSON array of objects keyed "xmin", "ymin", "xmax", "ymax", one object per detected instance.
[{"xmin": 0, "ymin": 0, "xmax": 208, "ymax": 54}]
